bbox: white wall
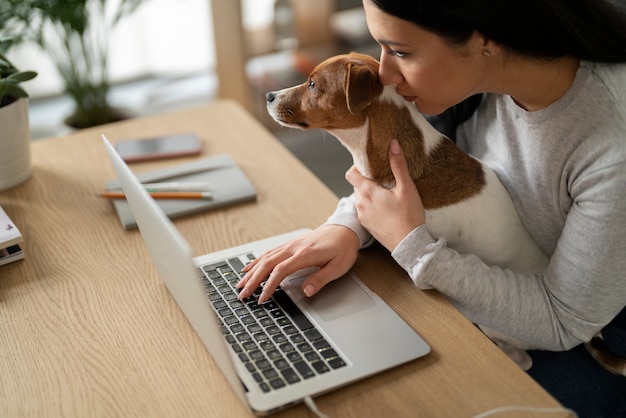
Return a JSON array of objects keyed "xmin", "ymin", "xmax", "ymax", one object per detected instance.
[{"xmin": 10, "ymin": 0, "xmax": 275, "ymax": 98}]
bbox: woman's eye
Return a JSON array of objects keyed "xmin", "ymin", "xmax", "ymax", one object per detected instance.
[
  {"xmin": 391, "ymin": 50, "xmax": 407, "ymax": 58},
  {"xmin": 308, "ymin": 80, "xmax": 316, "ymax": 90}
]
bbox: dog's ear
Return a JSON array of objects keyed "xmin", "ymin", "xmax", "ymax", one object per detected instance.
[{"xmin": 345, "ymin": 61, "xmax": 382, "ymax": 115}]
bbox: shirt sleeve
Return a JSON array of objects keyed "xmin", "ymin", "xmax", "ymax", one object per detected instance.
[{"xmin": 324, "ymin": 194, "xmax": 376, "ymax": 248}]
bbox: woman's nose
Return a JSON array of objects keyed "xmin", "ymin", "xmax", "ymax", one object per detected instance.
[{"xmin": 378, "ymin": 53, "xmax": 403, "ymax": 86}]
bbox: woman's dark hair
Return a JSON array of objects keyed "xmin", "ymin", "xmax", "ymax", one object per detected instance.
[{"xmin": 370, "ymin": 0, "xmax": 626, "ymax": 62}]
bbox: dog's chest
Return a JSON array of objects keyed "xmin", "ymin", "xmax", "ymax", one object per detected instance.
[{"xmin": 328, "ymin": 124, "xmax": 374, "ymax": 178}]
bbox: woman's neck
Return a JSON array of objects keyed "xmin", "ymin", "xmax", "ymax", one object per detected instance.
[{"xmin": 492, "ymin": 55, "xmax": 581, "ymax": 111}]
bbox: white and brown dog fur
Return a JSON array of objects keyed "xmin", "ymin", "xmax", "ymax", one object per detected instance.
[{"xmin": 266, "ymin": 52, "xmax": 625, "ymax": 376}]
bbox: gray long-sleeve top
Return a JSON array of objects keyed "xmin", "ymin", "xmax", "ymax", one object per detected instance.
[{"xmin": 326, "ymin": 61, "xmax": 626, "ymax": 351}]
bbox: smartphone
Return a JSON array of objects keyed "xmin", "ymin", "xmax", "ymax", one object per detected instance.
[{"xmin": 114, "ymin": 133, "xmax": 201, "ymax": 163}]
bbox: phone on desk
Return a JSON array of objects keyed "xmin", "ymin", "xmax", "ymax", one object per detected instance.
[{"xmin": 114, "ymin": 133, "xmax": 201, "ymax": 163}]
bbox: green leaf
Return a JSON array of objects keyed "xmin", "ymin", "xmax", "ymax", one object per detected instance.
[
  {"xmin": 7, "ymin": 85, "xmax": 28, "ymax": 98},
  {"xmin": 7, "ymin": 71, "xmax": 37, "ymax": 82}
]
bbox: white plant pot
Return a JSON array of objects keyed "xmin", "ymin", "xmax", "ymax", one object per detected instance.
[{"xmin": 0, "ymin": 98, "xmax": 32, "ymax": 191}]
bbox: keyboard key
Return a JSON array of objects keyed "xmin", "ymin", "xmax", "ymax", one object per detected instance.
[
  {"xmin": 236, "ymin": 332, "xmax": 252, "ymax": 342},
  {"xmin": 311, "ymin": 361, "xmax": 330, "ymax": 374},
  {"xmin": 297, "ymin": 342, "xmax": 313, "ymax": 353},
  {"xmin": 234, "ymin": 308, "xmax": 249, "ymax": 317},
  {"xmin": 293, "ymin": 361, "xmax": 315, "ymax": 379},
  {"xmin": 259, "ymin": 317, "xmax": 274, "ymax": 327},
  {"xmin": 320, "ymin": 348, "xmax": 339, "ymax": 360},
  {"xmin": 263, "ymin": 301, "xmax": 278, "ymax": 311},
  {"xmin": 230, "ymin": 324, "xmax": 245, "ymax": 334},
  {"xmin": 274, "ymin": 359, "xmax": 290, "ymax": 370},
  {"xmin": 212, "ymin": 278, "xmax": 226, "ymax": 286},
  {"xmin": 217, "ymin": 307, "xmax": 232, "ymax": 317},
  {"xmin": 305, "ymin": 351, "xmax": 321, "ymax": 362},
  {"xmin": 253, "ymin": 332, "xmax": 269, "ymax": 342},
  {"xmin": 266, "ymin": 350, "xmax": 283, "ymax": 361},
  {"xmin": 253, "ymin": 310, "xmax": 269, "ymax": 319},
  {"xmin": 272, "ymin": 288, "xmax": 314, "ymax": 330},
  {"xmin": 275, "ymin": 317, "xmax": 291, "ymax": 327},
  {"xmin": 208, "ymin": 292, "xmax": 222, "ymax": 302},
  {"xmin": 249, "ymin": 350, "xmax": 265, "ymax": 361},
  {"xmin": 255, "ymin": 359, "xmax": 271, "ymax": 370},
  {"xmin": 247, "ymin": 324, "xmax": 262, "ymax": 334},
  {"xmin": 279, "ymin": 343, "xmax": 295, "ymax": 353},
  {"xmin": 222, "ymin": 292, "xmax": 237, "ymax": 301},
  {"xmin": 281, "ymin": 368, "xmax": 301, "ymax": 384},
  {"xmin": 313, "ymin": 340, "xmax": 331, "ymax": 351},
  {"xmin": 286, "ymin": 352, "xmax": 303, "ymax": 363},
  {"xmin": 241, "ymin": 315, "xmax": 256, "ymax": 325},
  {"xmin": 259, "ymin": 341, "xmax": 275, "ymax": 352},
  {"xmin": 242, "ymin": 341, "xmax": 257, "ymax": 351},
  {"xmin": 223, "ymin": 316, "xmax": 239, "ymax": 326},
  {"xmin": 228, "ymin": 257, "xmax": 246, "ymax": 274},
  {"xmin": 229, "ymin": 298, "xmax": 244, "ymax": 306},
  {"xmin": 328, "ymin": 357, "xmax": 347, "ymax": 369},
  {"xmin": 269, "ymin": 378, "xmax": 286, "ymax": 390},
  {"xmin": 213, "ymin": 300, "xmax": 227, "ymax": 310},
  {"xmin": 283, "ymin": 325, "xmax": 299, "ymax": 335},
  {"xmin": 266, "ymin": 325, "xmax": 282, "ymax": 336},
  {"xmin": 304, "ymin": 329, "xmax": 323, "ymax": 342}
]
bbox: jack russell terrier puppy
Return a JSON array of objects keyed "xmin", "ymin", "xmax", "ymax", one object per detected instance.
[{"xmin": 265, "ymin": 52, "xmax": 625, "ymax": 376}]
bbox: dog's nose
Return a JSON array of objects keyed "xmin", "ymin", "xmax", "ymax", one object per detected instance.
[{"xmin": 266, "ymin": 92, "xmax": 276, "ymax": 103}]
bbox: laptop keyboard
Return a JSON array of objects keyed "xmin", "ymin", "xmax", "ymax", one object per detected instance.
[{"xmin": 199, "ymin": 254, "xmax": 346, "ymax": 393}]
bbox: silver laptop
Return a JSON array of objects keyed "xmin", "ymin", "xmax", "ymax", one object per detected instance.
[{"xmin": 102, "ymin": 134, "xmax": 430, "ymax": 415}]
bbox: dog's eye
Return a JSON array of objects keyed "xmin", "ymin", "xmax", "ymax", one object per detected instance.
[{"xmin": 308, "ymin": 80, "xmax": 316, "ymax": 90}]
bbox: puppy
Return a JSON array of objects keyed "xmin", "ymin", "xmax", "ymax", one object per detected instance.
[
  {"xmin": 267, "ymin": 53, "xmax": 548, "ymax": 273},
  {"xmin": 266, "ymin": 52, "xmax": 624, "ymax": 376}
]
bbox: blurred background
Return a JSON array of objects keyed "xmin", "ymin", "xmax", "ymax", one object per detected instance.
[{"xmin": 3, "ymin": 0, "xmax": 380, "ymax": 196}]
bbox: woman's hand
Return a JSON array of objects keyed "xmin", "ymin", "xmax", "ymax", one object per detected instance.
[
  {"xmin": 346, "ymin": 139, "xmax": 426, "ymax": 252},
  {"xmin": 236, "ymin": 224, "xmax": 361, "ymax": 303}
]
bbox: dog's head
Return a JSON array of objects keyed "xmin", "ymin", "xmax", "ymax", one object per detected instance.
[{"xmin": 266, "ymin": 53, "xmax": 384, "ymax": 130}]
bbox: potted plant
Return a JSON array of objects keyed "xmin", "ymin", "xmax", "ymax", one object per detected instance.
[
  {"xmin": 0, "ymin": 37, "xmax": 37, "ymax": 191},
  {"xmin": 0, "ymin": 0, "xmax": 148, "ymax": 129}
]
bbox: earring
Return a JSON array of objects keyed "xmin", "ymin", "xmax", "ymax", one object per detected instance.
[{"xmin": 483, "ymin": 50, "xmax": 491, "ymax": 57}]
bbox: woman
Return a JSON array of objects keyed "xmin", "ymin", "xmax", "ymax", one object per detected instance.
[{"xmin": 239, "ymin": 0, "xmax": 626, "ymax": 414}]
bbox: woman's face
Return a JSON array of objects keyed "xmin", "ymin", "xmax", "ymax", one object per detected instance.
[{"xmin": 363, "ymin": 0, "xmax": 491, "ymax": 115}]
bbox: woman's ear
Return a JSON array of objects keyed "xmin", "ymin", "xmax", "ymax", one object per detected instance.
[{"xmin": 477, "ymin": 32, "xmax": 502, "ymax": 57}]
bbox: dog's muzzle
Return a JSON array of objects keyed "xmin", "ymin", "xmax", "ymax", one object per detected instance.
[{"xmin": 266, "ymin": 92, "xmax": 276, "ymax": 103}]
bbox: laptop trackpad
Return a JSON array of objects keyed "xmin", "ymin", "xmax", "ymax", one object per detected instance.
[{"xmin": 284, "ymin": 275, "xmax": 377, "ymax": 321}]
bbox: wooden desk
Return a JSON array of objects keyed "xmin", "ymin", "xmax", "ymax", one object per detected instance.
[{"xmin": 1, "ymin": 101, "xmax": 566, "ymax": 417}]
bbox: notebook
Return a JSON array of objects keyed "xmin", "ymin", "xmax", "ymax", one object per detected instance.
[
  {"xmin": 101, "ymin": 134, "xmax": 430, "ymax": 415},
  {"xmin": 104, "ymin": 154, "xmax": 257, "ymax": 229}
]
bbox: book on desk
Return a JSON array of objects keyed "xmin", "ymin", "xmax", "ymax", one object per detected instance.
[{"xmin": 0, "ymin": 206, "xmax": 24, "ymax": 266}]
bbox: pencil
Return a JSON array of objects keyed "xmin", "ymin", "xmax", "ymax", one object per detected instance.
[{"xmin": 100, "ymin": 191, "xmax": 213, "ymax": 200}]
